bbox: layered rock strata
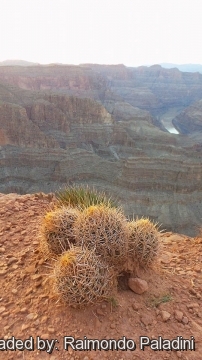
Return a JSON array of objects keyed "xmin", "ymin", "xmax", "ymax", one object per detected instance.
[
  {"xmin": 173, "ymin": 99, "xmax": 202, "ymax": 134},
  {"xmin": 0, "ymin": 66, "xmax": 202, "ymax": 235},
  {"xmin": 1, "ymin": 64, "xmax": 202, "ymax": 122}
]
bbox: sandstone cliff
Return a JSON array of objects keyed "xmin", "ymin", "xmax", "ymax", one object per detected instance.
[
  {"xmin": 0, "ymin": 102, "xmax": 57, "ymax": 148},
  {"xmin": 81, "ymin": 64, "xmax": 202, "ymax": 116},
  {"xmin": 0, "ymin": 82, "xmax": 114, "ymax": 149},
  {"xmin": 173, "ymin": 99, "xmax": 202, "ymax": 134},
  {"xmin": 1, "ymin": 104, "xmax": 202, "ymax": 236},
  {"xmin": 1, "ymin": 64, "xmax": 202, "ymax": 125},
  {"xmin": 0, "ymin": 65, "xmax": 107, "ymax": 101}
]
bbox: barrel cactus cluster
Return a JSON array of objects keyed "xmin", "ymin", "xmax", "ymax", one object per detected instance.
[{"xmin": 39, "ymin": 185, "xmax": 159, "ymax": 307}]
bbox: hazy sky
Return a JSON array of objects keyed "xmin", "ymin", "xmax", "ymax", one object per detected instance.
[{"xmin": 0, "ymin": 0, "xmax": 202, "ymax": 66}]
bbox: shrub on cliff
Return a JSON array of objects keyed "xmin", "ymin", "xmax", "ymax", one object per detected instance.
[{"xmin": 55, "ymin": 184, "xmax": 117, "ymax": 210}]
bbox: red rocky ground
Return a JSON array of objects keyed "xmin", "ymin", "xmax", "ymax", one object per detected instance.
[{"xmin": 0, "ymin": 193, "xmax": 201, "ymax": 360}]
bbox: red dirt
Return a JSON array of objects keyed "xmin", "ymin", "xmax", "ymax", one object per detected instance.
[{"xmin": 0, "ymin": 193, "xmax": 201, "ymax": 360}]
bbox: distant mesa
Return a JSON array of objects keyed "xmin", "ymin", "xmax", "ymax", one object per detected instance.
[
  {"xmin": 1, "ymin": 60, "xmax": 202, "ymax": 73},
  {"xmin": 0, "ymin": 59, "xmax": 40, "ymax": 66},
  {"xmin": 159, "ymin": 63, "xmax": 202, "ymax": 73}
]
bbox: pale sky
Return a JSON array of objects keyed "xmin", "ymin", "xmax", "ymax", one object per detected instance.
[{"xmin": 0, "ymin": 0, "xmax": 202, "ymax": 66}]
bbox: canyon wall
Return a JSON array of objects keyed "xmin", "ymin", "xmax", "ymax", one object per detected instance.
[
  {"xmin": 1, "ymin": 64, "xmax": 202, "ymax": 120},
  {"xmin": 0, "ymin": 65, "xmax": 202, "ymax": 235},
  {"xmin": 173, "ymin": 99, "xmax": 202, "ymax": 134}
]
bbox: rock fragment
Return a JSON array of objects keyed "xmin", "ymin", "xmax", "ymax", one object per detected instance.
[
  {"xmin": 174, "ymin": 310, "xmax": 183, "ymax": 322},
  {"xmin": 128, "ymin": 278, "xmax": 148, "ymax": 294},
  {"xmin": 161, "ymin": 310, "xmax": 171, "ymax": 322}
]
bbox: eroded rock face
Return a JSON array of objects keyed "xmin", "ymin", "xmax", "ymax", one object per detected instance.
[
  {"xmin": 173, "ymin": 99, "xmax": 202, "ymax": 134},
  {"xmin": 1, "ymin": 64, "xmax": 202, "ymax": 119},
  {"xmin": 81, "ymin": 64, "xmax": 202, "ymax": 114},
  {"xmin": 0, "ymin": 65, "xmax": 107, "ymax": 100},
  {"xmin": 45, "ymin": 94, "xmax": 113, "ymax": 125},
  {"xmin": 0, "ymin": 65, "xmax": 202, "ymax": 235},
  {"xmin": 0, "ymin": 89, "xmax": 113, "ymax": 149},
  {"xmin": 1, "ymin": 112, "xmax": 202, "ymax": 236},
  {"xmin": 0, "ymin": 102, "xmax": 57, "ymax": 148}
]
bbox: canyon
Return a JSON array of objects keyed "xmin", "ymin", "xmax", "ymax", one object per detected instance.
[{"xmin": 0, "ymin": 64, "xmax": 202, "ymax": 235}]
